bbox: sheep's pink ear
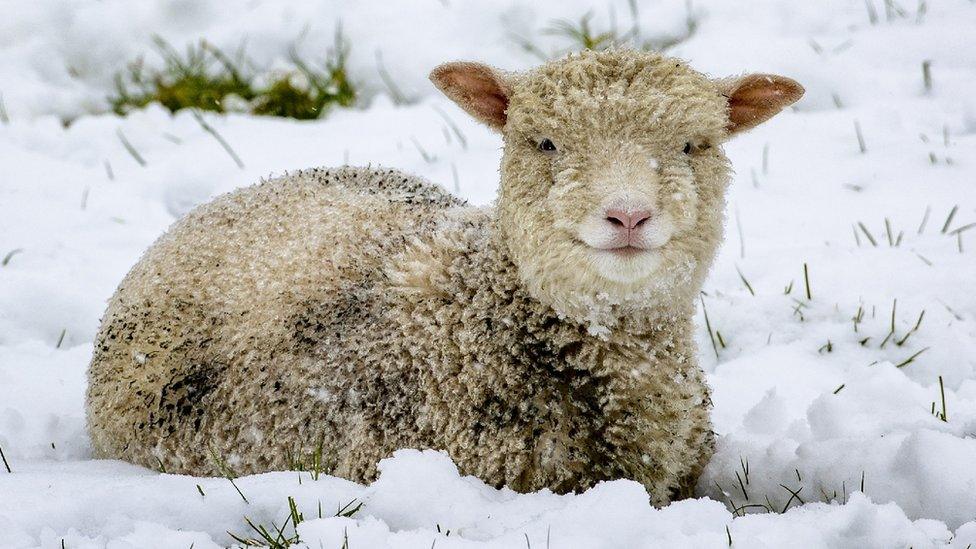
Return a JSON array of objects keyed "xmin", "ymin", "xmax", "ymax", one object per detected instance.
[
  {"xmin": 719, "ymin": 74, "xmax": 804, "ymax": 135},
  {"xmin": 430, "ymin": 62, "xmax": 510, "ymax": 131}
]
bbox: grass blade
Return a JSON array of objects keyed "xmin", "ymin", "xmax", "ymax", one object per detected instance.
[
  {"xmin": 116, "ymin": 128, "xmax": 147, "ymax": 166},
  {"xmin": 191, "ymin": 110, "xmax": 244, "ymax": 169},
  {"xmin": 0, "ymin": 443, "xmax": 11, "ymax": 473}
]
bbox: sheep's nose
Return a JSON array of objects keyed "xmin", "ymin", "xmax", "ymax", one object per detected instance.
[{"xmin": 605, "ymin": 209, "xmax": 652, "ymax": 230}]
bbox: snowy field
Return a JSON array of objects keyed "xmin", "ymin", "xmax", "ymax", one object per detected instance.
[{"xmin": 1, "ymin": 0, "xmax": 975, "ymax": 547}]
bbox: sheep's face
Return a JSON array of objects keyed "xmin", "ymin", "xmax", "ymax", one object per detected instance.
[{"xmin": 432, "ymin": 51, "xmax": 803, "ymax": 324}]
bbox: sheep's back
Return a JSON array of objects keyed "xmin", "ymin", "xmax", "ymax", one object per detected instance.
[{"xmin": 86, "ymin": 166, "xmax": 462, "ymax": 474}]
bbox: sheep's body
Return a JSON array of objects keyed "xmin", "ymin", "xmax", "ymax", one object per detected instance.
[
  {"xmin": 87, "ymin": 166, "xmax": 712, "ymax": 502},
  {"xmin": 88, "ymin": 49, "xmax": 803, "ymax": 503}
]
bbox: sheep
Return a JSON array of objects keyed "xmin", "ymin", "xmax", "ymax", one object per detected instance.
[{"xmin": 86, "ymin": 49, "xmax": 802, "ymax": 504}]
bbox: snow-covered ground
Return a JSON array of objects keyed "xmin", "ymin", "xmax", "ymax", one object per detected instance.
[{"xmin": 1, "ymin": 0, "xmax": 975, "ymax": 547}]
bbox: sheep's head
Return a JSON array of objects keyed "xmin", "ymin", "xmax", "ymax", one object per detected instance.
[{"xmin": 431, "ymin": 50, "xmax": 802, "ymax": 326}]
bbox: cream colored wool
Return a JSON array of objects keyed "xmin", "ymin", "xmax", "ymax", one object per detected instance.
[{"xmin": 87, "ymin": 49, "xmax": 802, "ymax": 504}]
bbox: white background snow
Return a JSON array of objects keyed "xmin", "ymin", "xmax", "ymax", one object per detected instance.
[{"xmin": 1, "ymin": 0, "xmax": 975, "ymax": 547}]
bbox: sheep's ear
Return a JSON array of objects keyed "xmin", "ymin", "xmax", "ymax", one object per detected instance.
[
  {"xmin": 430, "ymin": 61, "xmax": 510, "ymax": 131},
  {"xmin": 719, "ymin": 74, "xmax": 804, "ymax": 135}
]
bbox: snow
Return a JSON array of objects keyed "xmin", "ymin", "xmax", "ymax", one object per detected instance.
[{"xmin": 1, "ymin": 0, "xmax": 975, "ymax": 547}]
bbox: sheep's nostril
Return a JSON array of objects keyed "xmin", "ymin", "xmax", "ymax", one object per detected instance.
[{"xmin": 605, "ymin": 209, "xmax": 652, "ymax": 230}]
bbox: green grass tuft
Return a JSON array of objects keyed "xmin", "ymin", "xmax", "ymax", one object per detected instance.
[
  {"xmin": 228, "ymin": 496, "xmax": 362, "ymax": 548},
  {"xmin": 284, "ymin": 437, "xmax": 334, "ymax": 481},
  {"xmin": 111, "ymin": 29, "xmax": 355, "ymax": 120},
  {"xmin": 511, "ymin": 1, "xmax": 698, "ymax": 60}
]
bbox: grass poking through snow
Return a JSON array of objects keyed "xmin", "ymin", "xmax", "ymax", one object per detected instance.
[
  {"xmin": 921, "ymin": 60, "xmax": 932, "ymax": 93},
  {"xmin": 116, "ymin": 128, "xmax": 147, "ymax": 166},
  {"xmin": 699, "ymin": 293, "xmax": 720, "ymax": 360},
  {"xmin": 735, "ymin": 265, "xmax": 755, "ymax": 296},
  {"xmin": 941, "ymin": 205, "xmax": 958, "ymax": 234},
  {"xmin": 284, "ymin": 438, "xmax": 332, "ymax": 482},
  {"xmin": 2, "ymin": 249, "xmax": 23, "ymax": 267},
  {"xmin": 930, "ymin": 375, "xmax": 949, "ymax": 422},
  {"xmin": 208, "ymin": 445, "xmax": 249, "ymax": 504},
  {"xmin": 0, "ymin": 443, "xmax": 11, "ymax": 473},
  {"xmin": 191, "ymin": 110, "xmax": 245, "ymax": 169},
  {"xmin": 511, "ymin": 1, "xmax": 698, "ymax": 60},
  {"xmin": 228, "ymin": 496, "xmax": 363, "ymax": 548},
  {"xmin": 0, "ymin": 92, "xmax": 8, "ymax": 124},
  {"xmin": 803, "ymin": 263, "xmax": 812, "ymax": 300},
  {"xmin": 854, "ymin": 120, "xmax": 867, "ymax": 154},
  {"xmin": 111, "ymin": 30, "xmax": 356, "ymax": 120}
]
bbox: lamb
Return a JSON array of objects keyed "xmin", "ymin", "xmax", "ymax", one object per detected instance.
[{"xmin": 86, "ymin": 49, "xmax": 802, "ymax": 504}]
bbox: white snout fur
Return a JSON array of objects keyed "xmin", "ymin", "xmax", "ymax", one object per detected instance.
[{"xmin": 576, "ymin": 195, "xmax": 677, "ymax": 283}]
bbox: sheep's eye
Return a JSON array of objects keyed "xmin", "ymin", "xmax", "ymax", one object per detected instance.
[
  {"xmin": 538, "ymin": 138, "xmax": 557, "ymax": 154},
  {"xmin": 683, "ymin": 142, "xmax": 693, "ymax": 154}
]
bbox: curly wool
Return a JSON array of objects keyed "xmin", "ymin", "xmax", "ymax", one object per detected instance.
[{"xmin": 82, "ymin": 49, "xmax": 791, "ymax": 503}]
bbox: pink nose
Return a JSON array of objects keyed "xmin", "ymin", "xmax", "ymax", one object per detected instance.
[{"xmin": 605, "ymin": 209, "xmax": 652, "ymax": 230}]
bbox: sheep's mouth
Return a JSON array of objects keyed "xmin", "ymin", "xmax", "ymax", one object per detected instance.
[
  {"xmin": 574, "ymin": 238, "xmax": 659, "ymax": 257},
  {"xmin": 604, "ymin": 246, "xmax": 646, "ymax": 257}
]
